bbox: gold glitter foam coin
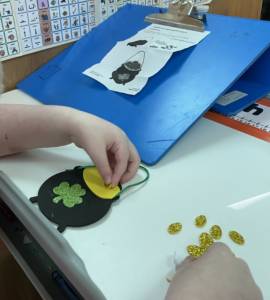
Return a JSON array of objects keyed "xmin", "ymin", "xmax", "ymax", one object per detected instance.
[
  {"xmin": 229, "ymin": 231, "xmax": 245, "ymax": 245},
  {"xmin": 199, "ymin": 232, "xmax": 214, "ymax": 248},
  {"xmin": 187, "ymin": 245, "xmax": 205, "ymax": 258},
  {"xmin": 210, "ymin": 225, "xmax": 222, "ymax": 240},
  {"xmin": 195, "ymin": 215, "xmax": 207, "ymax": 228},
  {"xmin": 167, "ymin": 222, "xmax": 182, "ymax": 235}
]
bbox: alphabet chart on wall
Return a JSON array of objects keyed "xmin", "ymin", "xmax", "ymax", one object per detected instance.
[
  {"xmin": 0, "ymin": 0, "xmax": 163, "ymax": 61},
  {"xmin": 99, "ymin": 0, "xmax": 161, "ymax": 22},
  {"xmin": 15, "ymin": 0, "xmax": 94, "ymax": 52},
  {"xmin": 0, "ymin": 0, "xmax": 20, "ymax": 59},
  {"xmin": 0, "ymin": 0, "xmax": 96, "ymax": 61}
]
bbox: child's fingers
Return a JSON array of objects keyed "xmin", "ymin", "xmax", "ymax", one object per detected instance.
[
  {"xmin": 86, "ymin": 141, "xmax": 112, "ymax": 185},
  {"xmin": 120, "ymin": 141, "xmax": 140, "ymax": 183},
  {"xmin": 110, "ymin": 141, "xmax": 129, "ymax": 186}
]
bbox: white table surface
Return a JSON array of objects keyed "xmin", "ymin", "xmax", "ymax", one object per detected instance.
[{"xmin": 1, "ymin": 90, "xmax": 270, "ymax": 300}]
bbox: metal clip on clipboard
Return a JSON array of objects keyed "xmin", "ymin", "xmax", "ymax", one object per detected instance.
[{"xmin": 145, "ymin": 0, "xmax": 210, "ymax": 32}]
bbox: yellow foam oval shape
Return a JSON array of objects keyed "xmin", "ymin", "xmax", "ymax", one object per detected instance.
[
  {"xmin": 167, "ymin": 222, "xmax": 182, "ymax": 235},
  {"xmin": 210, "ymin": 225, "xmax": 222, "ymax": 240},
  {"xmin": 199, "ymin": 232, "xmax": 214, "ymax": 248},
  {"xmin": 187, "ymin": 245, "xmax": 205, "ymax": 258},
  {"xmin": 195, "ymin": 215, "xmax": 207, "ymax": 228},
  {"xmin": 83, "ymin": 167, "xmax": 120, "ymax": 200},
  {"xmin": 229, "ymin": 230, "xmax": 245, "ymax": 245}
]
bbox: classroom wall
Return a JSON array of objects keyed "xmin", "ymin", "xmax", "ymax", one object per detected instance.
[
  {"xmin": 209, "ymin": 0, "xmax": 263, "ymax": 19},
  {"xmin": 2, "ymin": 0, "xmax": 263, "ymax": 92}
]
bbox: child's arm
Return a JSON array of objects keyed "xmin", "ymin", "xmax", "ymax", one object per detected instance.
[{"xmin": 0, "ymin": 104, "xmax": 140, "ymax": 186}]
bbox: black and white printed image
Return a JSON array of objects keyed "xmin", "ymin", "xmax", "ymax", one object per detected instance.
[{"xmin": 111, "ymin": 51, "xmax": 145, "ymax": 85}]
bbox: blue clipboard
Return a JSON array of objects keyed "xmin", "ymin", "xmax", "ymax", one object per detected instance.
[
  {"xmin": 212, "ymin": 47, "xmax": 270, "ymax": 116},
  {"xmin": 17, "ymin": 5, "xmax": 270, "ymax": 165}
]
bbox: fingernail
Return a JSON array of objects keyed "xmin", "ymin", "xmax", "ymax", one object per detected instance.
[
  {"xmin": 105, "ymin": 176, "xmax": 111, "ymax": 185},
  {"xmin": 110, "ymin": 181, "xmax": 117, "ymax": 188}
]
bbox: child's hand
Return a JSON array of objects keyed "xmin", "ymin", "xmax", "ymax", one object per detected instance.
[
  {"xmin": 68, "ymin": 109, "xmax": 140, "ymax": 186},
  {"xmin": 166, "ymin": 243, "xmax": 263, "ymax": 300},
  {"xmin": 0, "ymin": 104, "xmax": 140, "ymax": 186}
]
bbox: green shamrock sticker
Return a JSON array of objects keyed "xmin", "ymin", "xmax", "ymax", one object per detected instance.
[{"xmin": 52, "ymin": 182, "xmax": 86, "ymax": 208}]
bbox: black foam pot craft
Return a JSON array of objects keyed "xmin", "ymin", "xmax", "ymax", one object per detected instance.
[
  {"xmin": 30, "ymin": 166, "xmax": 121, "ymax": 233},
  {"xmin": 111, "ymin": 51, "xmax": 145, "ymax": 85}
]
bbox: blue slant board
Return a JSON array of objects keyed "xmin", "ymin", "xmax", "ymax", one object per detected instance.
[
  {"xmin": 17, "ymin": 5, "xmax": 270, "ymax": 165},
  {"xmin": 212, "ymin": 47, "xmax": 270, "ymax": 116}
]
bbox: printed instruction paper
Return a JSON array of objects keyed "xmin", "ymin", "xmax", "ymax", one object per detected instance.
[{"xmin": 83, "ymin": 24, "xmax": 210, "ymax": 95}]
